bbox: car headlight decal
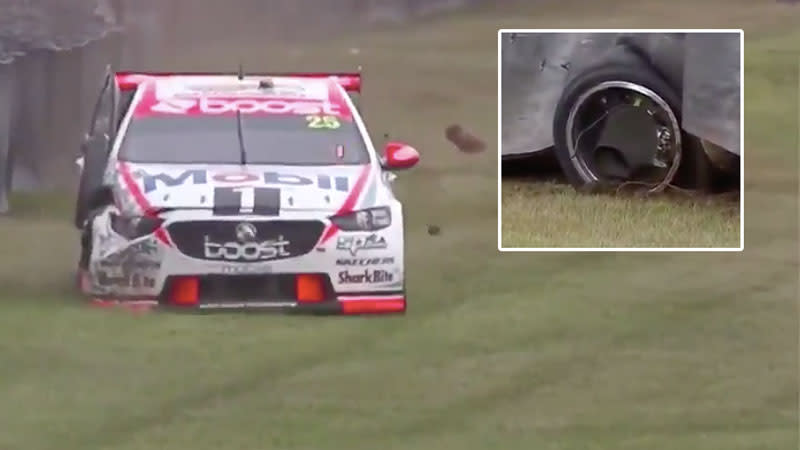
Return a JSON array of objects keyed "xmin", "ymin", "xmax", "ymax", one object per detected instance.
[{"xmin": 330, "ymin": 206, "xmax": 391, "ymax": 231}]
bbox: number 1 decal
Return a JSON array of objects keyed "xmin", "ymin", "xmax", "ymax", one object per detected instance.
[
  {"xmin": 306, "ymin": 115, "xmax": 341, "ymax": 129},
  {"xmin": 233, "ymin": 187, "xmax": 255, "ymax": 213},
  {"xmin": 213, "ymin": 187, "xmax": 280, "ymax": 216}
]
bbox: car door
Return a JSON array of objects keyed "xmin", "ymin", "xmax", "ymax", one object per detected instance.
[
  {"xmin": 74, "ymin": 67, "xmax": 115, "ymax": 227},
  {"xmin": 85, "ymin": 66, "xmax": 114, "ymax": 152}
]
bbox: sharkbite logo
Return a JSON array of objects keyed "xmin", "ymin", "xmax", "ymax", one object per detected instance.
[
  {"xmin": 338, "ymin": 269, "xmax": 394, "ymax": 285},
  {"xmin": 149, "ymin": 97, "xmax": 342, "ymax": 116}
]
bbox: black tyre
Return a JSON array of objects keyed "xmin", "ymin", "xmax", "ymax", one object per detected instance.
[{"xmin": 552, "ymin": 45, "xmax": 711, "ymax": 190}]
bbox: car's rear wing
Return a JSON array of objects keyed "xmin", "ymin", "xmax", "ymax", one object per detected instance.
[{"xmin": 114, "ymin": 71, "xmax": 362, "ymax": 93}]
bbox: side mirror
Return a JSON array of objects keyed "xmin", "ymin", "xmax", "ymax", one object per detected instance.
[{"xmin": 381, "ymin": 141, "xmax": 419, "ymax": 170}]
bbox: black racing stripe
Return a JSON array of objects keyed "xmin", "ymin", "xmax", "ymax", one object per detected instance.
[
  {"xmin": 253, "ymin": 187, "xmax": 280, "ymax": 216},
  {"xmin": 213, "ymin": 187, "xmax": 241, "ymax": 216},
  {"xmin": 212, "ymin": 187, "xmax": 280, "ymax": 215}
]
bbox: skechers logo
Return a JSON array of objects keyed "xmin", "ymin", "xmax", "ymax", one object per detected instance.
[{"xmin": 336, "ymin": 257, "xmax": 394, "ymax": 266}]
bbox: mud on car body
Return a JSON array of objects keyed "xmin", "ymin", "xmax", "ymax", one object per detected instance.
[{"xmin": 74, "ymin": 70, "xmax": 420, "ymax": 314}]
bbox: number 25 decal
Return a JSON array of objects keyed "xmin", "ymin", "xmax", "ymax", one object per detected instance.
[
  {"xmin": 213, "ymin": 186, "xmax": 280, "ymax": 216},
  {"xmin": 306, "ymin": 115, "xmax": 340, "ymax": 129}
]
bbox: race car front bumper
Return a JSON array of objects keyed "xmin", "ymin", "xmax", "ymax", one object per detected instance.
[
  {"xmin": 80, "ymin": 268, "xmax": 406, "ymax": 314},
  {"xmin": 82, "ymin": 209, "xmax": 406, "ymax": 315}
]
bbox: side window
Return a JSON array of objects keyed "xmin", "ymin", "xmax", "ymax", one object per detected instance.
[
  {"xmin": 117, "ymin": 89, "xmax": 136, "ymax": 131},
  {"xmin": 348, "ymin": 92, "xmax": 361, "ymax": 112},
  {"xmin": 109, "ymin": 82, "xmax": 122, "ymax": 141}
]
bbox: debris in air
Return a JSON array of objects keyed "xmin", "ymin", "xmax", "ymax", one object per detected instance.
[{"xmin": 445, "ymin": 124, "xmax": 486, "ymax": 154}]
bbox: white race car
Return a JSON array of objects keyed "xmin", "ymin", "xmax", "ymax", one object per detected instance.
[{"xmin": 74, "ymin": 70, "xmax": 419, "ymax": 314}]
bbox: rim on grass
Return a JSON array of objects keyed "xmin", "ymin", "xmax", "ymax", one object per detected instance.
[{"xmin": 565, "ymin": 80, "xmax": 682, "ymax": 189}]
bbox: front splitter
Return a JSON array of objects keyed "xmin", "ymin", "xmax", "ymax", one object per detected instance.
[{"xmin": 88, "ymin": 295, "xmax": 406, "ymax": 315}]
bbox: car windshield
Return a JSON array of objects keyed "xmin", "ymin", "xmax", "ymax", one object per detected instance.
[{"xmin": 118, "ymin": 114, "xmax": 370, "ymax": 165}]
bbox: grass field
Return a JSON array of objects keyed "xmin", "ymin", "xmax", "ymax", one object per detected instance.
[
  {"xmin": 501, "ymin": 180, "xmax": 741, "ymax": 248},
  {"xmin": 0, "ymin": 1, "xmax": 798, "ymax": 449}
]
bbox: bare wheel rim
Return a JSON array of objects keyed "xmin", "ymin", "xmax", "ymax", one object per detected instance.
[{"xmin": 565, "ymin": 80, "xmax": 682, "ymax": 187}]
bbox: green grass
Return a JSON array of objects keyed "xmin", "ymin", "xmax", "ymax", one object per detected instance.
[
  {"xmin": 0, "ymin": 1, "xmax": 798, "ymax": 449},
  {"xmin": 502, "ymin": 181, "xmax": 741, "ymax": 248}
]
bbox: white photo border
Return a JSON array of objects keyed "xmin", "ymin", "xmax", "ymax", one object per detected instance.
[{"xmin": 497, "ymin": 28, "xmax": 745, "ymax": 252}]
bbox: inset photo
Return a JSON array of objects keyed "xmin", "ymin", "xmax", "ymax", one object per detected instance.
[{"xmin": 498, "ymin": 29, "xmax": 743, "ymax": 251}]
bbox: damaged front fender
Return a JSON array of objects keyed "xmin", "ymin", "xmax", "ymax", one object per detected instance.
[{"xmin": 88, "ymin": 211, "xmax": 165, "ymax": 296}]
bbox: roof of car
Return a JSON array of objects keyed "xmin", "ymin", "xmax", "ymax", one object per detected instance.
[{"xmin": 131, "ymin": 75, "xmax": 353, "ymax": 119}]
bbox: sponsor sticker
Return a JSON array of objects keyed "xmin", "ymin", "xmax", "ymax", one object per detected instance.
[
  {"xmin": 98, "ymin": 259, "xmax": 160, "ymax": 271},
  {"xmin": 336, "ymin": 256, "xmax": 395, "ymax": 266},
  {"xmin": 219, "ymin": 264, "xmax": 273, "ymax": 274},
  {"xmin": 137, "ymin": 169, "xmax": 350, "ymax": 194},
  {"xmin": 96, "ymin": 271, "xmax": 156, "ymax": 288},
  {"xmin": 181, "ymin": 84, "xmax": 307, "ymax": 98},
  {"xmin": 336, "ymin": 234, "xmax": 387, "ymax": 256},
  {"xmin": 306, "ymin": 115, "xmax": 341, "ymax": 129},
  {"xmin": 147, "ymin": 97, "xmax": 342, "ymax": 117},
  {"xmin": 135, "ymin": 77, "xmax": 351, "ymax": 118},
  {"xmin": 338, "ymin": 269, "xmax": 394, "ymax": 284},
  {"xmin": 98, "ymin": 238, "xmax": 161, "ymax": 272},
  {"xmin": 204, "ymin": 235, "xmax": 291, "ymax": 262}
]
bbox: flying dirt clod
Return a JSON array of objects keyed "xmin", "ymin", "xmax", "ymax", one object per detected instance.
[{"xmin": 445, "ymin": 124, "xmax": 486, "ymax": 154}]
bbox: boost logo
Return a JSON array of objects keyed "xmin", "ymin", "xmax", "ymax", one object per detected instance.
[{"xmin": 203, "ymin": 236, "xmax": 291, "ymax": 261}]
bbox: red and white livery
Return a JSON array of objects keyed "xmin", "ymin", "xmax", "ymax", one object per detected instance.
[{"xmin": 74, "ymin": 71, "xmax": 419, "ymax": 314}]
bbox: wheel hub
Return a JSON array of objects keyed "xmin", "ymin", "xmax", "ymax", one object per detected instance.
[{"xmin": 566, "ymin": 81, "xmax": 682, "ymax": 189}]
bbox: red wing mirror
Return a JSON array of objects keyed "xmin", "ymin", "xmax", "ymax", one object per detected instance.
[{"xmin": 382, "ymin": 141, "xmax": 419, "ymax": 170}]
